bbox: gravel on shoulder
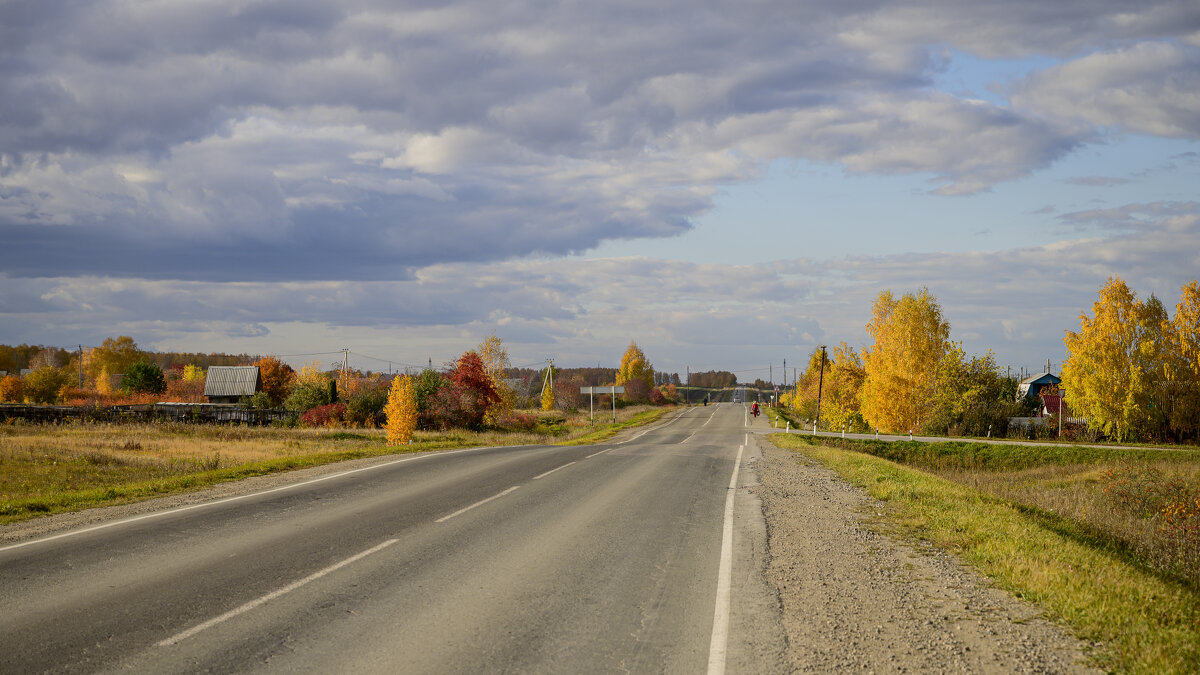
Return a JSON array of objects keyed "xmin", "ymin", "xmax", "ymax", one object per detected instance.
[{"xmin": 754, "ymin": 437, "xmax": 1101, "ymax": 673}]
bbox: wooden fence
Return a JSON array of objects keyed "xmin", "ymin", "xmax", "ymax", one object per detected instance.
[{"xmin": 0, "ymin": 403, "xmax": 295, "ymax": 426}]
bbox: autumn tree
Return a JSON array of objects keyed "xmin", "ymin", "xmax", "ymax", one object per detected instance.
[
  {"xmin": 822, "ymin": 342, "xmax": 868, "ymax": 432},
  {"xmin": 477, "ymin": 334, "xmax": 514, "ymax": 424},
  {"xmin": 284, "ymin": 361, "xmax": 334, "ymax": 412},
  {"xmin": 0, "ymin": 374, "xmax": 24, "ymax": 402},
  {"xmin": 1167, "ymin": 281, "xmax": 1200, "ymax": 439},
  {"xmin": 616, "ymin": 341, "xmax": 654, "ymax": 402},
  {"xmin": 1062, "ymin": 277, "xmax": 1169, "ymax": 442},
  {"xmin": 541, "ymin": 379, "xmax": 556, "ymax": 411},
  {"xmin": 255, "ymin": 356, "xmax": 296, "ymax": 406},
  {"xmin": 23, "ymin": 367, "xmax": 71, "ymax": 404},
  {"xmin": 86, "ymin": 336, "xmax": 142, "ymax": 381},
  {"xmin": 860, "ymin": 288, "xmax": 954, "ymax": 433},
  {"xmin": 384, "ymin": 375, "xmax": 419, "ymax": 445},
  {"xmin": 428, "ymin": 351, "xmax": 500, "ymax": 429}
]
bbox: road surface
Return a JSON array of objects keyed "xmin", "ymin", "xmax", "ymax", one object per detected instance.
[{"xmin": 0, "ymin": 404, "xmax": 785, "ymax": 673}]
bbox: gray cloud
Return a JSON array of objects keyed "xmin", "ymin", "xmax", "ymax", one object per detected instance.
[{"xmin": 3, "ymin": 0, "xmax": 1194, "ymax": 283}]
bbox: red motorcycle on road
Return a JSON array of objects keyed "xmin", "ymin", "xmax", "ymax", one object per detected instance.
[{"xmin": 751, "ymin": 403, "xmax": 760, "ymax": 418}]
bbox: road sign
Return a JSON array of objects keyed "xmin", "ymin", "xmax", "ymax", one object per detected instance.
[
  {"xmin": 580, "ymin": 386, "xmax": 625, "ymax": 394},
  {"xmin": 580, "ymin": 386, "xmax": 625, "ymax": 423}
]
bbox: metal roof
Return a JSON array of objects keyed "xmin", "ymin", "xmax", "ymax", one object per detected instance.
[{"xmin": 203, "ymin": 366, "xmax": 261, "ymax": 397}]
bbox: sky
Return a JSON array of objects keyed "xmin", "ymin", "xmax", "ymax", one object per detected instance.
[{"xmin": 2, "ymin": 0, "xmax": 1198, "ymax": 382}]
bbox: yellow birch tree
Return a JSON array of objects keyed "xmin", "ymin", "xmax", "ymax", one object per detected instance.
[
  {"xmin": 1167, "ymin": 280, "xmax": 1200, "ymax": 439},
  {"xmin": 616, "ymin": 341, "xmax": 654, "ymax": 401},
  {"xmin": 384, "ymin": 375, "xmax": 419, "ymax": 445},
  {"xmin": 859, "ymin": 288, "xmax": 953, "ymax": 433},
  {"xmin": 477, "ymin": 334, "xmax": 514, "ymax": 423},
  {"xmin": 1062, "ymin": 277, "xmax": 1161, "ymax": 442}
]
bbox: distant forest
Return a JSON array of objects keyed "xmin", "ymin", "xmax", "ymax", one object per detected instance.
[
  {"xmin": 2, "ymin": 343, "xmax": 741, "ymax": 389},
  {"xmin": 0, "ymin": 343, "xmax": 260, "ymax": 373}
]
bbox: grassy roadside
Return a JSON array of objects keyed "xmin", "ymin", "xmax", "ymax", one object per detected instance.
[
  {"xmin": 554, "ymin": 408, "xmax": 674, "ymax": 446},
  {"xmin": 769, "ymin": 433, "xmax": 1200, "ymax": 674},
  {"xmin": 0, "ymin": 406, "xmax": 677, "ymax": 524}
]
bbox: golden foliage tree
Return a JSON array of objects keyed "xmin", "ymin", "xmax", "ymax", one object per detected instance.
[
  {"xmin": 86, "ymin": 336, "xmax": 142, "ymax": 380},
  {"xmin": 860, "ymin": 288, "xmax": 953, "ymax": 433},
  {"xmin": 477, "ymin": 334, "xmax": 514, "ymax": 423},
  {"xmin": 1062, "ymin": 277, "xmax": 1163, "ymax": 442},
  {"xmin": 384, "ymin": 375, "xmax": 419, "ymax": 445},
  {"xmin": 616, "ymin": 341, "xmax": 654, "ymax": 401},
  {"xmin": 95, "ymin": 365, "xmax": 113, "ymax": 395},
  {"xmin": 0, "ymin": 374, "xmax": 23, "ymax": 402},
  {"xmin": 1168, "ymin": 281, "xmax": 1200, "ymax": 438},
  {"xmin": 823, "ymin": 342, "xmax": 868, "ymax": 432}
]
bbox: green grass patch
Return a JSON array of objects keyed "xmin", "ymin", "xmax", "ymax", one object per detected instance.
[
  {"xmin": 778, "ymin": 433, "xmax": 1200, "ymax": 471},
  {"xmin": 770, "ymin": 433, "xmax": 1200, "ymax": 674}
]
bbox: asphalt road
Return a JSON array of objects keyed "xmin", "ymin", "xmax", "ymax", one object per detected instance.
[{"xmin": 0, "ymin": 404, "xmax": 784, "ymax": 673}]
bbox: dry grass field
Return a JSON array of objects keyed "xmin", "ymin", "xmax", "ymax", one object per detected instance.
[{"xmin": 0, "ymin": 406, "xmax": 670, "ymax": 523}]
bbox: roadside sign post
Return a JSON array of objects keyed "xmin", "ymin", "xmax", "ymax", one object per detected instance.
[{"xmin": 580, "ymin": 386, "xmax": 625, "ymax": 424}]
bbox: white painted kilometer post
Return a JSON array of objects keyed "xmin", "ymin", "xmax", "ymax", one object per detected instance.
[{"xmin": 707, "ymin": 441, "xmax": 746, "ymax": 675}]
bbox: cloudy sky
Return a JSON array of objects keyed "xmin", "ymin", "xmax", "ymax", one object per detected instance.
[{"xmin": 2, "ymin": 0, "xmax": 1198, "ymax": 381}]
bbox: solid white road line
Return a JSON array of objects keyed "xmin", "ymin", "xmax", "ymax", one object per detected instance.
[
  {"xmin": 0, "ymin": 444, "xmax": 535, "ymax": 554},
  {"xmin": 706, "ymin": 443, "xmax": 745, "ymax": 675},
  {"xmin": 158, "ymin": 538, "xmax": 399, "ymax": 647},
  {"xmin": 533, "ymin": 462, "xmax": 576, "ymax": 480},
  {"xmin": 434, "ymin": 486, "xmax": 521, "ymax": 523}
]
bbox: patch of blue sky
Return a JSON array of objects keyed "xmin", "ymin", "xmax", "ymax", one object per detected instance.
[
  {"xmin": 927, "ymin": 46, "xmax": 1060, "ymax": 106},
  {"xmin": 580, "ymin": 135, "xmax": 1200, "ymax": 265}
]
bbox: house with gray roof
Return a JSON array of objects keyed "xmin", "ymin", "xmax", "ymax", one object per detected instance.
[{"xmin": 204, "ymin": 366, "xmax": 261, "ymax": 404}]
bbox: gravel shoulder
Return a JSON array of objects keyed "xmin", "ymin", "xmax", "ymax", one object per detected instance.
[{"xmin": 755, "ymin": 436, "xmax": 1101, "ymax": 673}]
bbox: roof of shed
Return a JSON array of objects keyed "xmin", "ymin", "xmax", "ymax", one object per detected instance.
[{"xmin": 203, "ymin": 366, "xmax": 261, "ymax": 397}]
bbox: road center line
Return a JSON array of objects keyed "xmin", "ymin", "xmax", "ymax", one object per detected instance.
[
  {"xmin": 158, "ymin": 538, "xmax": 398, "ymax": 647},
  {"xmin": 707, "ymin": 443, "xmax": 745, "ymax": 675},
  {"xmin": 434, "ymin": 486, "xmax": 521, "ymax": 523},
  {"xmin": 533, "ymin": 462, "xmax": 576, "ymax": 480},
  {"xmin": 585, "ymin": 448, "xmax": 613, "ymax": 458}
]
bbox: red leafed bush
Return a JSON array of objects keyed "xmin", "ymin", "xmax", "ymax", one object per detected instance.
[{"xmin": 300, "ymin": 403, "xmax": 347, "ymax": 428}]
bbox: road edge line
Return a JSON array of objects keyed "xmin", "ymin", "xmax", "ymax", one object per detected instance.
[{"xmin": 707, "ymin": 441, "xmax": 745, "ymax": 675}]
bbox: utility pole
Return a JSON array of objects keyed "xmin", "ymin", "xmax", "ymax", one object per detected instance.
[
  {"xmin": 783, "ymin": 358, "xmax": 786, "ymax": 389},
  {"xmin": 815, "ymin": 345, "xmax": 827, "ymax": 432},
  {"xmin": 78, "ymin": 345, "xmax": 84, "ymax": 388}
]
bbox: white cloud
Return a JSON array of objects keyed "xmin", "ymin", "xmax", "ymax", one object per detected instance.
[{"xmin": 1013, "ymin": 42, "xmax": 1200, "ymax": 138}]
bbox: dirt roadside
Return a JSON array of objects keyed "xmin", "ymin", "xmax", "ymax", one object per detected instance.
[{"xmin": 753, "ymin": 436, "xmax": 1101, "ymax": 673}]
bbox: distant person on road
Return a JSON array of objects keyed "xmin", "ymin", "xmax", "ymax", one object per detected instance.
[
  {"xmin": 751, "ymin": 402, "xmax": 760, "ymax": 418},
  {"xmin": 704, "ymin": 396, "xmax": 708, "ymax": 406}
]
